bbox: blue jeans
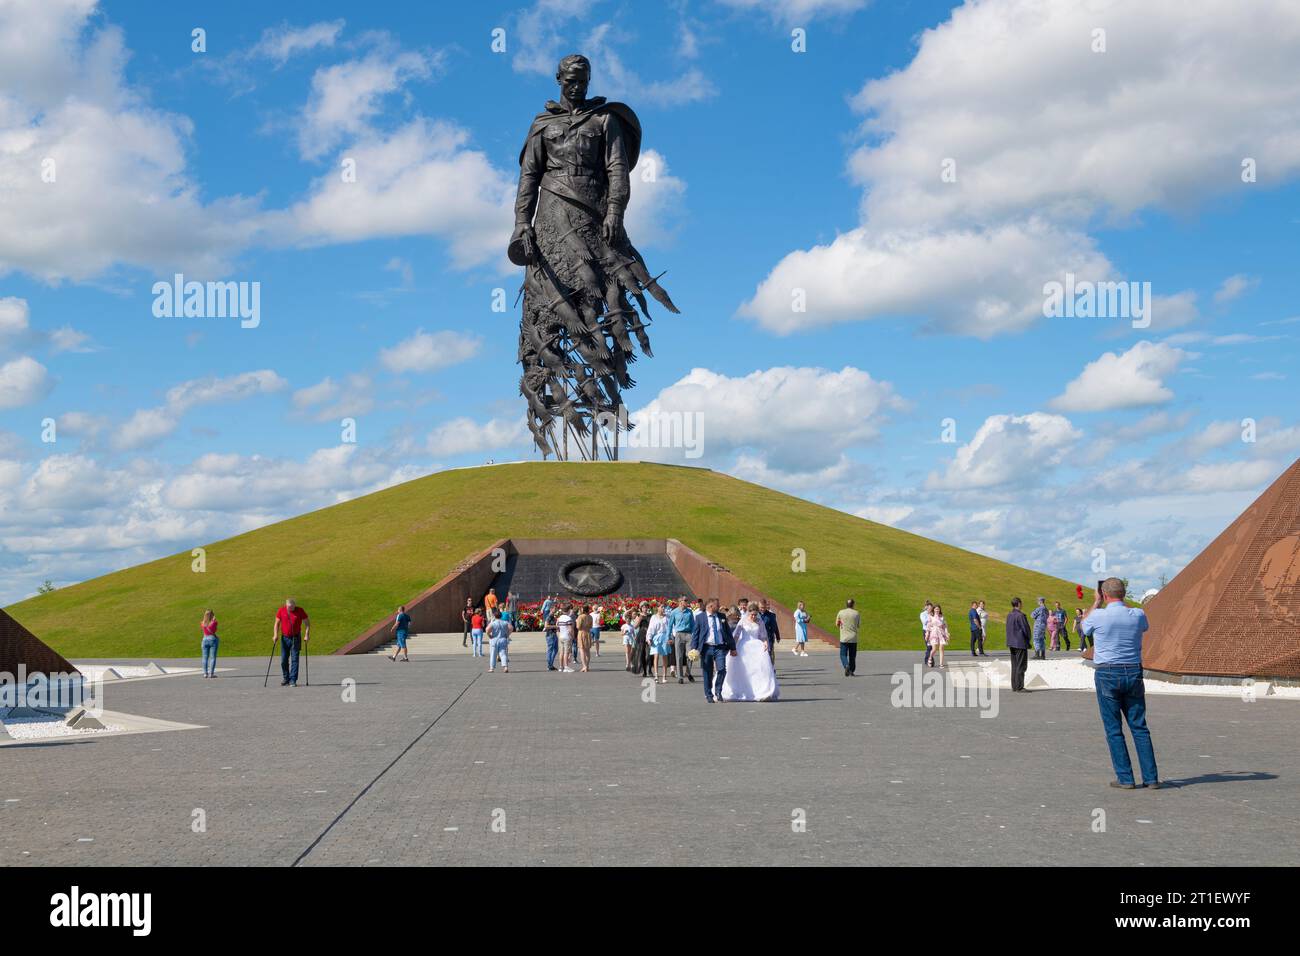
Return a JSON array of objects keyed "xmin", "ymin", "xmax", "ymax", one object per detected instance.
[
  {"xmin": 489, "ymin": 637, "xmax": 509, "ymax": 670},
  {"xmin": 201, "ymin": 636, "xmax": 218, "ymax": 675},
  {"xmin": 700, "ymin": 644, "xmax": 728, "ymax": 701},
  {"xmin": 839, "ymin": 641, "xmax": 857, "ymax": 673},
  {"xmin": 1094, "ymin": 664, "xmax": 1159, "ymax": 785},
  {"xmin": 280, "ymin": 635, "xmax": 300, "ymax": 684},
  {"xmin": 471, "ymin": 629, "xmax": 484, "ymax": 657},
  {"xmin": 545, "ymin": 633, "xmax": 558, "ymax": 668}
]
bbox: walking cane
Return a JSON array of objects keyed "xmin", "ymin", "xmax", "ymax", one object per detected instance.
[
  {"xmin": 264, "ymin": 637, "xmax": 278, "ymax": 688},
  {"xmin": 304, "ymin": 636, "xmax": 310, "ymax": 687}
]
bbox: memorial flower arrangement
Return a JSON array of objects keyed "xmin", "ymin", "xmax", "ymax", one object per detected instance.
[{"xmin": 514, "ymin": 595, "xmax": 678, "ymax": 632}]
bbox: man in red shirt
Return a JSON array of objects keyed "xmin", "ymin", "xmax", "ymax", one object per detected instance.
[{"xmin": 273, "ymin": 598, "xmax": 310, "ymax": 687}]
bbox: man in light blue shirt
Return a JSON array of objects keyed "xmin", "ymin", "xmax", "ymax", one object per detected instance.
[
  {"xmin": 1082, "ymin": 578, "xmax": 1161, "ymax": 789},
  {"xmin": 669, "ymin": 596, "xmax": 696, "ymax": 684}
]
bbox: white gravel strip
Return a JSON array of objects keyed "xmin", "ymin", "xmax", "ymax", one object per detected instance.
[
  {"xmin": 73, "ymin": 664, "xmax": 200, "ymax": 681},
  {"xmin": 1024, "ymin": 657, "xmax": 1300, "ymax": 698},
  {"xmin": 0, "ymin": 716, "xmax": 124, "ymax": 739}
]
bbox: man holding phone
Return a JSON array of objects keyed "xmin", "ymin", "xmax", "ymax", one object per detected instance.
[{"xmin": 1082, "ymin": 578, "xmax": 1161, "ymax": 790}]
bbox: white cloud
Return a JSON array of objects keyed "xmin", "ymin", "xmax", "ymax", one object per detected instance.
[
  {"xmin": 426, "ymin": 416, "xmax": 528, "ymax": 457},
  {"xmin": 1, "ymin": 5, "xmax": 683, "ymax": 285},
  {"xmin": 297, "ymin": 48, "xmax": 439, "ymax": 160},
  {"xmin": 0, "ymin": 297, "xmax": 91, "ymax": 353},
  {"xmin": 1051, "ymin": 341, "xmax": 1188, "ymax": 413},
  {"xmin": 927, "ymin": 412, "xmax": 1079, "ymax": 490},
  {"xmin": 730, "ymin": 452, "xmax": 854, "ymax": 493},
  {"xmin": 292, "ymin": 378, "xmax": 341, "ymax": 410},
  {"xmin": 57, "ymin": 410, "xmax": 110, "ymax": 439},
  {"xmin": 715, "ymin": 0, "xmax": 870, "ymax": 24},
  {"xmin": 738, "ymin": 219, "xmax": 1112, "ymax": 337},
  {"xmin": 580, "ymin": 24, "xmax": 715, "ymax": 106},
  {"xmin": 290, "ymin": 373, "xmax": 374, "ymax": 422},
  {"xmin": 379, "ymin": 329, "xmax": 482, "ymax": 374},
  {"xmin": 1213, "ymin": 274, "xmax": 1259, "ymax": 305},
  {"xmin": 1176, "ymin": 460, "xmax": 1284, "ymax": 495},
  {"xmin": 113, "ymin": 407, "xmax": 176, "ymax": 451},
  {"xmin": 48, "ymin": 326, "xmax": 92, "ymax": 352},
  {"xmin": 847, "ymin": 1, "xmax": 1300, "ymax": 229},
  {"xmin": 623, "ymin": 149, "xmax": 686, "ymax": 249},
  {"xmin": 741, "ymin": 0, "xmax": 1300, "ymax": 337},
  {"xmin": 113, "ymin": 369, "xmax": 287, "ymax": 450},
  {"xmin": 1253, "ymin": 423, "xmax": 1300, "ymax": 460},
  {"xmin": 0, "ymin": 1, "xmax": 261, "ymax": 281},
  {"xmin": 384, "ymin": 256, "xmax": 414, "ymax": 286},
  {"xmin": 20, "ymin": 454, "xmax": 126, "ymax": 510},
  {"xmin": 1185, "ymin": 420, "xmax": 1247, "ymax": 457},
  {"xmin": 164, "ymin": 369, "xmax": 287, "ymax": 414},
  {"xmin": 162, "ymin": 445, "xmax": 408, "ymax": 512},
  {"xmin": 853, "ymin": 504, "xmax": 915, "ymax": 526},
  {"xmin": 1163, "ymin": 331, "xmax": 1268, "ymax": 347},
  {"xmin": 0, "ymin": 356, "xmax": 53, "ymax": 409},
  {"xmin": 0, "ymin": 297, "xmax": 31, "ymax": 339},
  {"xmin": 270, "ymin": 118, "xmax": 515, "ymax": 269},
  {"xmin": 251, "ymin": 20, "xmax": 345, "ymax": 64},
  {"xmin": 0, "ymin": 440, "xmax": 429, "ymax": 601},
  {"xmin": 1145, "ymin": 291, "xmax": 1199, "ymax": 333},
  {"xmin": 512, "ymin": 3, "xmax": 716, "ymax": 105},
  {"xmin": 629, "ymin": 365, "xmax": 905, "ymax": 472}
]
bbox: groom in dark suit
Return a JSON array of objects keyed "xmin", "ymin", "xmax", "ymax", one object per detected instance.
[{"xmin": 690, "ymin": 598, "xmax": 735, "ymax": 703}]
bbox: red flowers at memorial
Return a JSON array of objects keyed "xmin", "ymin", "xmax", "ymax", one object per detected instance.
[{"xmin": 515, "ymin": 595, "xmax": 676, "ymax": 631}]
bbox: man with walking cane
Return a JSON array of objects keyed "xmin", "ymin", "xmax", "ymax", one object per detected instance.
[{"xmin": 273, "ymin": 598, "xmax": 310, "ymax": 688}]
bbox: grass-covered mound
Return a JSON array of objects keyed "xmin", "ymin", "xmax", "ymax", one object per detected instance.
[{"xmin": 7, "ymin": 462, "xmax": 1082, "ymax": 657}]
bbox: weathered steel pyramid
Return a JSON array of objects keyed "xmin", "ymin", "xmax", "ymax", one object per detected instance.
[
  {"xmin": 1144, "ymin": 458, "xmax": 1300, "ymax": 678},
  {"xmin": 0, "ymin": 607, "xmax": 77, "ymax": 676}
]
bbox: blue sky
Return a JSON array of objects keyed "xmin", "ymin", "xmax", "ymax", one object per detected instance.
[{"xmin": 1, "ymin": 0, "xmax": 1298, "ymax": 603}]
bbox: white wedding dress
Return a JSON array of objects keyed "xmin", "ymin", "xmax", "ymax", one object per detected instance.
[{"xmin": 722, "ymin": 618, "xmax": 780, "ymax": 702}]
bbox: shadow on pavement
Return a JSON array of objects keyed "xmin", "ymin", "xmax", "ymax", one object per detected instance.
[{"xmin": 1163, "ymin": 770, "xmax": 1278, "ymax": 788}]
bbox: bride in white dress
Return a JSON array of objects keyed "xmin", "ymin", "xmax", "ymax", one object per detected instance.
[{"xmin": 722, "ymin": 606, "xmax": 780, "ymax": 702}]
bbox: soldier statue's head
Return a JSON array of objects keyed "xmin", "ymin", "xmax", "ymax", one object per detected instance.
[{"xmin": 556, "ymin": 53, "xmax": 591, "ymax": 103}]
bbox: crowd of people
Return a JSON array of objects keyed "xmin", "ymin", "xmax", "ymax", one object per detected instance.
[
  {"xmin": 915, "ymin": 597, "xmax": 1094, "ymax": 670},
  {"xmin": 198, "ymin": 577, "xmax": 1159, "ymax": 788},
  {"xmin": 451, "ymin": 592, "xmax": 793, "ymax": 702}
]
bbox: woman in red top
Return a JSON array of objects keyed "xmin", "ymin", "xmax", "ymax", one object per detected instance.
[
  {"xmin": 470, "ymin": 608, "xmax": 486, "ymax": 658},
  {"xmin": 201, "ymin": 609, "xmax": 219, "ymax": 678}
]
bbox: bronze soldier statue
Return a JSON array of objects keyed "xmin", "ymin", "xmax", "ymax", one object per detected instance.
[{"xmin": 509, "ymin": 53, "xmax": 679, "ymax": 460}]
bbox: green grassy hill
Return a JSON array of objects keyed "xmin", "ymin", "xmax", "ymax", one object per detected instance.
[{"xmin": 7, "ymin": 462, "xmax": 1084, "ymax": 658}]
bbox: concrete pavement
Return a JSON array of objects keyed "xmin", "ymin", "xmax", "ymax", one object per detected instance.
[{"xmin": 1, "ymin": 648, "xmax": 1295, "ymax": 866}]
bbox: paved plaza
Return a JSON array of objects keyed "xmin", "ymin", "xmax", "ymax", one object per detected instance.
[{"xmin": 2, "ymin": 645, "xmax": 1296, "ymax": 866}]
